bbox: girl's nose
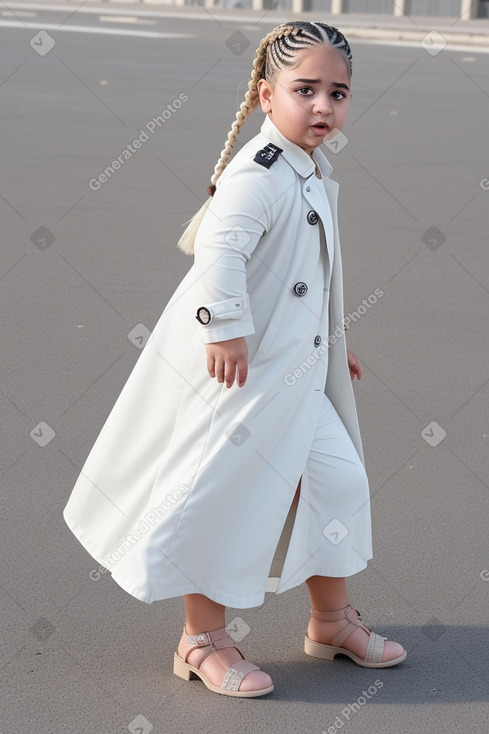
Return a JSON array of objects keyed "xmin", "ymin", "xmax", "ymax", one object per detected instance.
[{"xmin": 313, "ymin": 94, "xmax": 333, "ymax": 116}]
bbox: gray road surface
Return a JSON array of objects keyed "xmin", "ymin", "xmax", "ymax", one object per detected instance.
[{"xmin": 2, "ymin": 5, "xmax": 489, "ymax": 733}]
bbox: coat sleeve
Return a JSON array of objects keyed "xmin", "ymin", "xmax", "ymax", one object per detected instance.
[{"xmin": 193, "ymin": 158, "xmax": 287, "ymax": 343}]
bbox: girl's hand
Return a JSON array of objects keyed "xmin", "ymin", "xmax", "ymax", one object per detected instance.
[
  {"xmin": 347, "ymin": 349, "xmax": 362, "ymax": 381},
  {"xmin": 205, "ymin": 337, "xmax": 248, "ymax": 388}
]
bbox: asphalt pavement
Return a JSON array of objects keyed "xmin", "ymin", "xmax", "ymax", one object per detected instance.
[{"xmin": 1, "ymin": 4, "xmax": 489, "ymax": 733}]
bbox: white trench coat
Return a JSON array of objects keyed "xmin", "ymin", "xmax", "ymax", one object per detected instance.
[{"xmin": 63, "ymin": 115, "xmax": 371, "ymax": 608}]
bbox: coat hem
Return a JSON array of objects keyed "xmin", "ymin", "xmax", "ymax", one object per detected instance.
[
  {"xmin": 64, "ymin": 508, "xmax": 268, "ymax": 608},
  {"xmin": 112, "ymin": 570, "xmax": 267, "ymax": 609},
  {"xmin": 64, "ymin": 507, "xmax": 372, "ymax": 608},
  {"xmin": 107, "ymin": 558, "xmax": 372, "ymax": 609},
  {"xmin": 275, "ymin": 557, "xmax": 372, "ymax": 595}
]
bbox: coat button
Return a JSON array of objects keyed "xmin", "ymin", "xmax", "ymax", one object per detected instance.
[
  {"xmin": 314, "ymin": 335, "xmax": 321, "ymax": 347},
  {"xmin": 305, "ymin": 185, "xmax": 311, "ymax": 192},
  {"xmin": 307, "ymin": 210, "xmax": 319, "ymax": 225},
  {"xmin": 293, "ymin": 282, "xmax": 308, "ymax": 297}
]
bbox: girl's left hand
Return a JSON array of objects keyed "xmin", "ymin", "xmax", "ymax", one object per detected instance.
[{"xmin": 347, "ymin": 349, "xmax": 362, "ymax": 381}]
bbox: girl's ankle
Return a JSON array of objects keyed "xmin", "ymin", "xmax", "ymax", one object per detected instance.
[{"xmin": 184, "ymin": 621, "xmax": 226, "ymax": 636}]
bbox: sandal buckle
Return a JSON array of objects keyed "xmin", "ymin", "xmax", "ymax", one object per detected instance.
[{"xmin": 188, "ymin": 631, "xmax": 212, "ymax": 646}]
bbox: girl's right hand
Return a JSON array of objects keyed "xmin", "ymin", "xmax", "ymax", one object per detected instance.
[{"xmin": 205, "ymin": 337, "xmax": 248, "ymax": 388}]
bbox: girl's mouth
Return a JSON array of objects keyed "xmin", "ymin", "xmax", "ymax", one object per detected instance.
[{"xmin": 311, "ymin": 122, "xmax": 330, "ymax": 134}]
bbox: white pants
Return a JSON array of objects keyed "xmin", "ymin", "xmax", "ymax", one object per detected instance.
[{"xmin": 273, "ymin": 394, "xmax": 373, "ymax": 592}]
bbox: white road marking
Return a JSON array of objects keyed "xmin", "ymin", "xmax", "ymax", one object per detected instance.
[
  {"xmin": 0, "ymin": 1, "xmax": 284, "ymax": 22},
  {"xmin": 98, "ymin": 15, "xmax": 158, "ymax": 25},
  {"xmin": 3, "ymin": 3, "xmax": 489, "ymax": 54},
  {"xmin": 353, "ymin": 38, "xmax": 489, "ymax": 54},
  {"xmin": 0, "ymin": 20, "xmax": 194, "ymax": 38},
  {"xmin": 1, "ymin": 9, "xmax": 37, "ymax": 15}
]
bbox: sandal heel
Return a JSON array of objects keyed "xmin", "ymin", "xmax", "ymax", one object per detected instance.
[
  {"xmin": 304, "ymin": 636, "xmax": 336, "ymax": 660},
  {"xmin": 173, "ymin": 652, "xmax": 198, "ymax": 681}
]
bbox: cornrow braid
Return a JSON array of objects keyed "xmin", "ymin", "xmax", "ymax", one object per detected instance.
[
  {"xmin": 207, "ymin": 24, "xmax": 300, "ymax": 198},
  {"xmin": 265, "ymin": 22, "xmax": 352, "ymax": 82},
  {"xmin": 177, "ymin": 21, "xmax": 352, "ymax": 255}
]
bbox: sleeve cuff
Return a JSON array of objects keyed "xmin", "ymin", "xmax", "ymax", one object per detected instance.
[
  {"xmin": 196, "ymin": 294, "xmax": 255, "ymax": 343},
  {"xmin": 195, "ymin": 295, "xmax": 249, "ymax": 324}
]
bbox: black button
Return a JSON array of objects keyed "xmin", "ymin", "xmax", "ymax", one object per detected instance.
[
  {"xmin": 314, "ymin": 335, "xmax": 321, "ymax": 347},
  {"xmin": 293, "ymin": 282, "xmax": 308, "ymax": 297},
  {"xmin": 307, "ymin": 210, "xmax": 319, "ymax": 225},
  {"xmin": 196, "ymin": 307, "xmax": 212, "ymax": 325}
]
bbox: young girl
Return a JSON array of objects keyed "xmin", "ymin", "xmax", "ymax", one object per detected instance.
[{"xmin": 63, "ymin": 21, "xmax": 407, "ymax": 698}]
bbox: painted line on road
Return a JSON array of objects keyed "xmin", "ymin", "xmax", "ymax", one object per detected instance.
[
  {"xmin": 0, "ymin": 19, "xmax": 194, "ymax": 37},
  {"xmin": 1, "ymin": 8, "xmax": 37, "ymax": 15},
  {"xmin": 98, "ymin": 15, "xmax": 158, "ymax": 25},
  {"xmin": 0, "ymin": 1, "xmax": 287, "ymax": 23},
  {"xmin": 4, "ymin": 3, "xmax": 489, "ymax": 53},
  {"xmin": 3, "ymin": 19, "xmax": 486, "ymax": 53},
  {"xmin": 354, "ymin": 37, "xmax": 489, "ymax": 53}
]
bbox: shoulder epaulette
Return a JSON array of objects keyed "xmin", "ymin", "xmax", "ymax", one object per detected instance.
[{"xmin": 253, "ymin": 143, "xmax": 283, "ymax": 169}]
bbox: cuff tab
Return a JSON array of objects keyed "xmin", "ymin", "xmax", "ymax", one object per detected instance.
[{"xmin": 196, "ymin": 295, "xmax": 248, "ymax": 325}]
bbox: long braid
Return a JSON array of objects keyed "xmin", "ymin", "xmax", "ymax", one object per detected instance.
[
  {"xmin": 178, "ymin": 21, "xmax": 352, "ymax": 255},
  {"xmin": 207, "ymin": 24, "xmax": 300, "ymax": 197}
]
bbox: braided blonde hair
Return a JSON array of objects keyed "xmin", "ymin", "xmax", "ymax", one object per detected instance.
[{"xmin": 178, "ymin": 22, "xmax": 352, "ymax": 255}]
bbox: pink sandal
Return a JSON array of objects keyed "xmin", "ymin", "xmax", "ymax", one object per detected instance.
[
  {"xmin": 304, "ymin": 605, "xmax": 407, "ymax": 668},
  {"xmin": 174, "ymin": 626, "xmax": 274, "ymax": 697}
]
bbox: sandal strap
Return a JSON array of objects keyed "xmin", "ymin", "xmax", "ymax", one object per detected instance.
[
  {"xmin": 221, "ymin": 660, "xmax": 260, "ymax": 691},
  {"xmin": 186, "ymin": 628, "xmax": 230, "ymax": 647},
  {"xmin": 310, "ymin": 604, "xmax": 353, "ymax": 623},
  {"xmin": 311, "ymin": 605, "xmax": 371, "ymax": 647},
  {"xmin": 365, "ymin": 631, "xmax": 386, "ymax": 664},
  {"xmin": 183, "ymin": 626, "xmax": 244, "ymax": 666},
  {"xmin": 311, "ymin": 606, "xmax": 387, "ymax": 663}
]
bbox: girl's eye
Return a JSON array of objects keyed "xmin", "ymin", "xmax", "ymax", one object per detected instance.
[{"xmin": 296, "ymin": 87, "xmax": 347, "ymax": 100}]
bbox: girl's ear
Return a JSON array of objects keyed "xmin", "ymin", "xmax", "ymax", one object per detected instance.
[{"xmin": 257, "ymin": 78, "xmax": 273, "ymax": 113}]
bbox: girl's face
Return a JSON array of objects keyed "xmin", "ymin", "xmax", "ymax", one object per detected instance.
[{"xmin": 257, "ymin": 43, "xmax": 351, "ymax": 156}]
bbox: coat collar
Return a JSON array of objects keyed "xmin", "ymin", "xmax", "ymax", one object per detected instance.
[{"xmin": 260, "ymin": 115, "xmax": 333, "ymax": 180}]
